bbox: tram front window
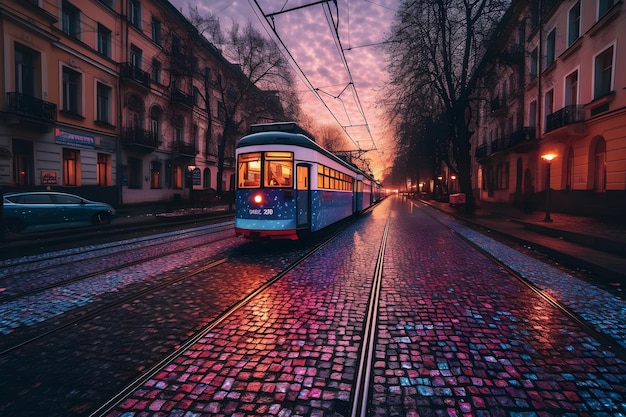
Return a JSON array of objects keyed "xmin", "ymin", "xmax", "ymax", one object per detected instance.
[
  {"xmin": 238, "ymin": 152, "xmax": 261, "ymax": 188},
  {"xmin": 264, "ymin": 152, "xmax": 293, "ymax": 188}
]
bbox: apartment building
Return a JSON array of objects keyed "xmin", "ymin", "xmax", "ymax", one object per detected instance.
[
  {"xmin": 471, "ymin": 0, "xmax": 625, "ymax": 218},
  {"xmin": 1, "ymin": 0, "xmax": 279, "ymax": 206}
]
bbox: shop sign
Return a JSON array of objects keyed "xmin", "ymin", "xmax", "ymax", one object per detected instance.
[
  {"xmin": 55, "ymin": 129, "xmax": 95, "ymax": 148},
  {"xmin": 42, "ymin": 171, "xmax": 58, "ymax": 185}
]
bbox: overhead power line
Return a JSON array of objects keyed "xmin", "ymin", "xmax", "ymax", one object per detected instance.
[{"xmin": 249, "ymin": 0, "xmax": 377, "ymax": 152}]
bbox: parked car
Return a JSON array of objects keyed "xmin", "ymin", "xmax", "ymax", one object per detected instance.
[{"xmin": 2, "ymin": 191, "xmax": 116, "ymax": 233}]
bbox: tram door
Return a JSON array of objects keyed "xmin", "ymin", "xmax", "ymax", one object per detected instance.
[{"xmin": 296, "ymin": 164, "xmax": 310, "ymax": 229}]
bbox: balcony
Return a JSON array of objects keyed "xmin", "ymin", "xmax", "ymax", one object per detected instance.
[
  {"xmin": 508, "ymin": 127, "xmax": 538, "ymax": 152},
  {"xmin": 490, "ymin": 97, "xmax": 507, "ymax": 117},
  {"xmin": 171, "ymin": 141, "xmax": 198, "ymax": 161},
  {"xmin": 120, "ymin": 63, "xmax": 151, "ymax": 88},
  {"xmin": 475, "ymin": 143, "xmax": 488, "ymax": 160},
  {"xmin": 546, "ymin": 105, "xmax": 585, "ymax": 133},
  {"xmin": 491, "ymin": 137, "xmax": 507, "ymax": 153},
  {"xmin": 3, "ymin": 92, "xmax": 57, "ymax": 130},
  {"xmin": 121, "ymin": 127, "xmax": 160, "ymax": 153},
  {"xmin": 171, "ymin": 89, "xmax": 193, "ymax": 107}
]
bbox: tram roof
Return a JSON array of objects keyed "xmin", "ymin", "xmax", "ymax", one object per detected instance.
[{"xmin": 237, "ymin": 131, "xmax": 377, "ymax": 182}]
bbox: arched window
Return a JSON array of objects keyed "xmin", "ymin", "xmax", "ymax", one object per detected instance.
[
  {"xmin": 150, "ymin": 106, "xmax": 162, "ymax": 143},
  {"xmin": 203, "ymin": 168, "xmax": 211, "ymax": 190},
  {"xmin": 592, "ymin": 138, "xmax": 606, "ymax": 192}
]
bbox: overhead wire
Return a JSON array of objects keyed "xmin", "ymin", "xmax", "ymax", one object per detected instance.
[{"xmin": 249, "ymin": 0, "xmax": 377, "ymax": 151}]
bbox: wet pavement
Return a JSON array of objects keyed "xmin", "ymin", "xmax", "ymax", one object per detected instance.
[
  {"xmin": 2, "ymin": 196, "xmax": 625, "ymax": 416},
  {"xmin": 102, "ymin": 196, "xmax": 626, "ymax": 416}
]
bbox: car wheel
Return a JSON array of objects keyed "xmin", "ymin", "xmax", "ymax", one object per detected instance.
[
  {"xmin": 92, "ymin": 212, "xmax": 111, "ymax": 226},
  {"xmin": 5, "ymin": 218, "xmax": 25, "ymax": 233}
]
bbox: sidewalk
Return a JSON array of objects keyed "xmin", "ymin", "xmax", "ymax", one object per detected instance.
[{"xmin": 420, "ymin": 198, "xmax": 626, "ymax": 284}]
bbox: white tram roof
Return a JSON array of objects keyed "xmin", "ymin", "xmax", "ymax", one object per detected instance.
[{"xmin": 237, "ymin": 124, "xmax": 378, "ymax": 184}]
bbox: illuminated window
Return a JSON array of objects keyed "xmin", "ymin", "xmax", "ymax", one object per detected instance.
[
  {"xmin": 97, "ymin": 153, "xmax": 111, "ymax": 186},
  {"xmin": 63, "ymin": 148, "xmax": 79, "ymax": 186},
  {"xmin": 238, "ymin": 152, "xmax": 261, "ymax": 188},
  {"xmin": 264, "ymin": 152, "xmax": 293, "ymax": 187}
]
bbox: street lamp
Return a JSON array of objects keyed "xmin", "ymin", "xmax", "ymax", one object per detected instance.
[{"xmin": 541, "ymin": 153, "xmax": 557, "ymax": 222}]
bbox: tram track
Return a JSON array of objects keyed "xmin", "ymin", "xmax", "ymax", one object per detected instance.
[
  {"xmin": 88, "ymin": 221, "xmax": 353, "ymax": 417},
  {"xmin": 0, "ymin": 222, "xmax": 233, "ymax": 302},
  {"xmin": 414, "ymin": 199, "xmax": 626, "ymax": 361}
]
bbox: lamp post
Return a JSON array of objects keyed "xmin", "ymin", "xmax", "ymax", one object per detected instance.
[{"xmin": 541, "ymin": 153, "xmax": 557, "ymax": 222}]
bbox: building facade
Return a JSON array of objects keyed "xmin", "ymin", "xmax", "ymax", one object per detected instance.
[
  {"xmin": 471, "ymin": 0, "xmax": 626, "ymax": 219},
  {"xmin": 1, "ymin": 0, "xmax": 278, "ymax": 206}
]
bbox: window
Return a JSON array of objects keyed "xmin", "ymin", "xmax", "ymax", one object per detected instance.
[
  {"xmin": 546, "ymin": 29, "xmax": 556, "ymax": 67},
  {"xmin": 62, "ymin": 67, "xmax": 81, "ymax": 114},
  {"xmin": 12, "ymin": 139, "xmax": 34, "ymax": 186},
  {"xmin": 96, "ymin": 82, "xmax": 112, "ymax": 124},
  {"xmin": 150, "ymin": 106, "xmax": 161, "ymax": 141},
  {"xmin": 594, "ymin": 46, "xmax": 614, "ymax": 99},
  {"xmin": 62, "ymin": 1, "xmax": 80, "ymax": 39},
  {"xmin": 98, "ymin": 0, "xmax": 114, "ymax": 8},
  {"xmin": 530, "ymin": 47, "xmax": 538, "ymax": 81},
  {"xmin": 15, "ymin": 43, "xmax": 38, "ymax": 97},
  {"xmin": 151, "ymin": 160, "xmax": 162, "ymax": 188},
  {"xmin": 264, "ymin": 152, "xmax": 293, "ymax": 187},
  {"xmin": 151, "ymin": 59, "xmax": 161, "ymax": 83},
  {"xmin": 128, "ymin": 95, "xmax": 143, "ymax": 128},
  {"xmin": 127, "ymin": 157, "xmax": 142, "ymax": 188},
  {"xmin": 151, "ymin": 17, "xmax": 161, "ymax": 45},
  {"xmin": 238, "ymin": 153, "xmax": 261, "ymax": 188},
  {"xmin": 63, "ymin": 148, "xmax": 80, "ymax": 186},
  {"xmin": 173, "ymin": 165, "xmax": 183, "ymax": 189},
  {"xmin": 599, "ymin": 0, "xmax": 615, "ymax": 19},
  {"xmin": 568, "ymin": 2, "xmax": 581, "ymax": 47},
  {"xmin": 544, "ymin": 89, "xmax": 553, "ymax": 131},
  {"xmin": 317, "ymin": 164, "xmax": 353, "ymax": 191},
  {"xmin": 97, "ymin": 153, "xmax": 111, "ymax": 186},
  {"xmin": 529, "ymin": 100, "xmax": 537, "ymax": 127},
  {"xmin": 173, "ymin": 115, "xmax": 184, "ymax": 143},
  {"xmin": 97, "ymin": 24, "xmax": 111, "ymax": 58},
  {"xmin": 565, "ymin": 70, "xmax": 578, "ymax": 106},
  {"xmin": 171, "ymin": 34, "xmax": 181, "ymax": 56},
  {"xmin": 129, "ymin": 0, "xmax": 141, "ymax": 29},
  {"xmin": 130, "ymin": 45, "xmax": 142, "ymax": 69},
  {"xmin": 203, "ymin": 168, "xmax": 211, "ymax": 190}
]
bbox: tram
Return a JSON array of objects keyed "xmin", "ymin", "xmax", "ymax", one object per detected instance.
[{"xmin": 235, "ymin": 122, "xmax": 382, "ymax": 240}]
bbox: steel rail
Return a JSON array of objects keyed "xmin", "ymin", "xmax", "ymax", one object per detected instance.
[
  {"xmin": 0, "ymin": 223, "xmax": 234, "ymax": 303},
  {"xmin": 88, "ymin": 223, "xmax": 352, "ymax": 417},
  {"xmin": 0, "ymin": 257, "xmax": 228, "ymax": 356},
  {"xmin": 351, "ymin": 217, "xmax": 390, "ymax": 417},
  {"xmin": 413, "ymin": 200, "xmax": 626, "ymax": 361}
]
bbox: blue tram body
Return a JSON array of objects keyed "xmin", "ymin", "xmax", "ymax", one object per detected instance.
[{"xmin": 235, "ymin": 122, "xmax": 382, "ymax": 240}]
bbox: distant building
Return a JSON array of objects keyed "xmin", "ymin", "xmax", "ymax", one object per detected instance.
[
  {"xmin": 470, "ymin": 0, "xmax": 625, "ymax": 218},
  {"xmin": 0, "ymin": 0, "xmax": 285, "ymax": 206}
]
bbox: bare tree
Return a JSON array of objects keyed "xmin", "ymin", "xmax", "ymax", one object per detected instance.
[{"xmin": 383, "ymin": 0, "xmax": 509, "ymax": 211}]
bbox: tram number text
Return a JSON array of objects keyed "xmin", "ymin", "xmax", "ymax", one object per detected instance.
[{"xmin": 249, "ymin": 208, "xmax": 274, "ymax": 216}]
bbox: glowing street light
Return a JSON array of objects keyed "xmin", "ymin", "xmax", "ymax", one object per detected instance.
[{"xmin": 541, "ymin": 153, "xmax": 557, "ymax": 222}]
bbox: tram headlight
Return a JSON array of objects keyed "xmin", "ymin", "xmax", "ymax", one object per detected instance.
[{"xmin": 253, "ymin": 193, "xmax": 263, "ymax": 205}]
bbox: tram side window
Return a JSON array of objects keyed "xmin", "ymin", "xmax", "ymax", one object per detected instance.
[
  {"xmin": 238, "ymin": 152, "xmax": 261, "ymax": 188},
  {"xmin": 264, "ymin": 152, "xmax": 293, "ymax": 188}
]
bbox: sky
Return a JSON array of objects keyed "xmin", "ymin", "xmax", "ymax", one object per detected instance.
[{"xmin": 169, "ymin": 0, "xmax": 399, "ymax": 181}]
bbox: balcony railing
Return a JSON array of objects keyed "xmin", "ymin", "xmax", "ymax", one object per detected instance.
[
  {"xmin": 475, "ymin": 143, "xmax": 488, "ymax": 159},
  {"xmin": 171, "ymin": 141, "xmax": 198, "ymax": 156},
  {"xmin": 508, "ymin": 127, "xmax": 536, "ymax": 148},
  {"xmin": 5, "ymin": 92, "xmax": 57, "ymax": 123},
  {"xmin": 491, "ymin": 137, "xmax": 507, "ymax": 153},
  {"xmin": 546, "ymin": 105, "xmax": 585, "ymax": 133},
  {"xmin": 171, "ymin": 89, "xmax": 193, "ymax": 107},
  {"xmin": 121, "ymin": 127, "xmax": 160, "ymax": 152},
  {"xmin": 120, "ymin": 63, "xmax": 151, "ymax": 87}
]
